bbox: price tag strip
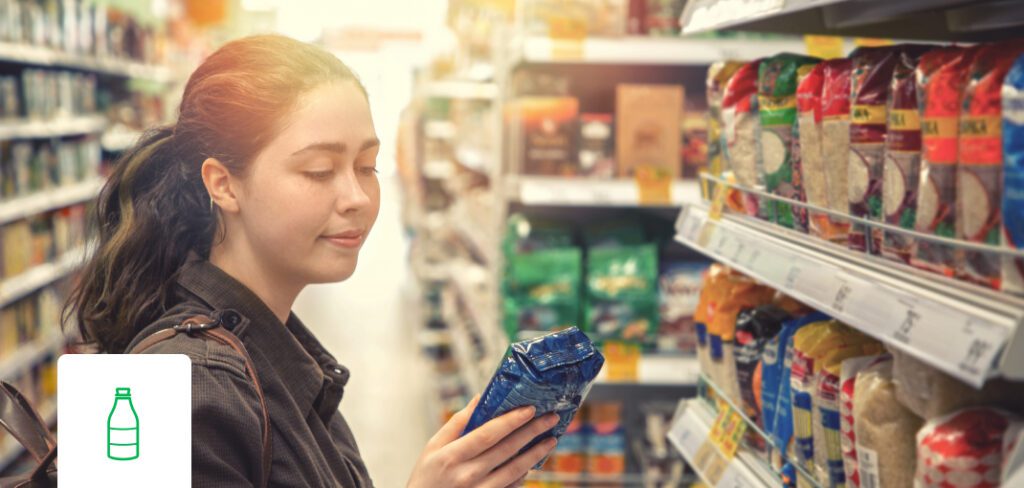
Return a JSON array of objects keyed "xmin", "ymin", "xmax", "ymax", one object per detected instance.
[
  {"xmin": 668, "ymin": 401, "xmax": 776, "ymax": 488},
  {"xmin": 674, "ymin": 205, "xmax": 1019, "ymax": 387}
]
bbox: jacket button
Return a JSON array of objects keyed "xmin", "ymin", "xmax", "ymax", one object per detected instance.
[{"xmin": 222, "ymin": 311, "xmax": 242, "ymax": 328}]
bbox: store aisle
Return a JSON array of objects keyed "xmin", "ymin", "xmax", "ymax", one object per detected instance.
[{"xmin": 294, "ymin": 177, "xmax": 431, "ymax": 488}]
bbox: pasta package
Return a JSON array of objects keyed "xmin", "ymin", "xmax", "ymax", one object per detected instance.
[
  {"xmin": 463, "ymin": 327, "xmax": 605, "ymax": 468},
  {"xmin": 812, "ymin": 344, "xmax": 884, "ymax": 488},
  {"xmin": 790, "ymin": 322, "xmax": 874, "ymax": 473},
  {"xmin": 797, "ymin": 62, "xmax": 831, "ymax": 239},
  {"xmin": 734, "ymin": 305, "xmax": 791, "ymax": 427},
  {"xmin": 759, "ymin": 53, "xmax": 821, "ymax": 231},
  {"xmin": 821, "ymin": 59, "xmax": 854, "ymax": 244},
  {"xmin": 881, "ymin": 52, "xmax": 929, "ymax": 264},
  {"xmin": 913, "ymin": 46, "xmax": 980, "ymax": 276},
  {"xmin": 708, "ymin": 271, "xmax": 776, "ymax": 406},
  {"xmin": 723, "ymin": 60, "xmax": 765, "ymax": 218},
  {"xmin": 1004, "ymin": 54, "xmax": 1024, "ymax": 294},
  {"xmin": 958, "ymin": 42, "xmax": 1024, "ymax": 290},
  {"xmin": 761, "ymin": 312, "xmax": 830, "ymax": 465},
  {"xmin": 852, "ymin": 357, "xmax": 922, "ymax": 488},
  {"xmin": 848, "ymin": 45, "xmax": 932, "ymax": 254},
  {"xmin": 916, "ymin": 408, "xmax": 1024, "ymax": 488}
]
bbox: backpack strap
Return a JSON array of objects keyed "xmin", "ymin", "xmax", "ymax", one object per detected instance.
[
  {"xmin": 0, "ymin": 382, "xmax": 56, "ymax": 463},
  {"xmin": 130, "ymin": 313, "xmax": 272, "ymax": 488}
]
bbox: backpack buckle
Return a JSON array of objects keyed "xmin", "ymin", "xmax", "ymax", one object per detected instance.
[{"xmin": 173, "ymin": 312, "xmax": 222, "ymax": 335}]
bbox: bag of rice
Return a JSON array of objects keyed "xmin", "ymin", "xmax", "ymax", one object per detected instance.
[
  {"xmin": 797, "ymin": 62, "xmax": 831, "ymax": 239},
  {"xmin": 852, "ymin": 357, "xmax": 922, "ymax": 488},
  {"xmin": 708, "ymin": 61, "xmax": 745, "ymax": 178},
  {"xmin": 958, "ymin": 42, "xmax": 1024, "ymax": 290},
  {"xmin": 723, "ymin": 60, "xmax": 765, "ymax": 218},
  {"xmin": 759, "ymin": 53, "xmax": 821, "ymax": 231},
  {"xmin": 916, "ymin": 408, "xmax": 1024, "ymax": 488},
  {"xmin": 888, "ymin": 345, "xmax": 1024, "ymax": 420},
  {"xmin": 1004, "ymin": 54, "xmax": 1024, "ymax": 295},
  {"xmin": 849, "ymin": 45, "xmax": 932, "ymax": 254},
  {"xmin": 822, "ymin": 59, "xmax": 854, "ymax": 244},
  {"xmin": 813, "ymin": 343, "xmax": 884, "ymax": 487},
  {"xmin": 839, "ymin": 354, "xmax": 891, "ymax": 488},
  {"xmin": 913, "ymin": 46, "xmax": 980, "ymax": 277},
  {"xmin": 881, "ymin": 52, "xmax": 929, "ymax": 264}
]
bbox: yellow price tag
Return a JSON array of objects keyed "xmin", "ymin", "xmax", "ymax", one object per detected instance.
[
  {"xmin": 803, "ymin": 35, "xmax": 845, "ymax": 60},
  {"xmin": 548, "ymin": 14, "xmax": 586, "ymax": 60},
  {"xmin": 854, "ymin": 37, "xmax": 893, "ymax": 47},
  {"xmin": 635, "ymin": 164, "xmax": 673, "ymax": 205},
  {"xmin": 707, "ymin": 404, "xmax": 747, "ymax": 459},
  {"xmin": 603, "ymin": 341, "xmax": 641, "ymax": 381},
  {"xmin": 707, "ymin": 172, "xmax": 733, "ymax": 222}
]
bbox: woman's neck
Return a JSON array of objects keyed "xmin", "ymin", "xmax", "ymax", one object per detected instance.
[{"xmin": 208, "ymin": 239, "xmax": 301, "ymax": 325}]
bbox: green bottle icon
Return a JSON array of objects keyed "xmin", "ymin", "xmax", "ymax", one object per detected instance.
[{"xmin": 107, "ymin": 387, "xmax": 139, "ymax": 461}]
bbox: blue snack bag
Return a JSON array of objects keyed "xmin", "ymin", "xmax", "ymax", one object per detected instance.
[
  {"xmin": 1003, "ymin": 54, "xmax": 1024, "ymax": 294},
  {"xmin": 462, "ymin": 327, "xmax": 605, "ymax": 468}
]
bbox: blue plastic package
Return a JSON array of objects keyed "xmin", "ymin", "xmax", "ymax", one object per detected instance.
[
  {"xmin": 1003, "ymin": 54, "xmax": 1024, "ymax": 294},
  {"xmin": 760, "ymin": 311, "xmax": 829, "ymax": 456},
  {"xmin": 462, "ymin": 327, "xmax": 605, "ymax": 468}
]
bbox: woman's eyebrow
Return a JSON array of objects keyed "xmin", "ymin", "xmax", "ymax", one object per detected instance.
[{"xmin": 291, "ymin": 138, "xmax": 380, "ymax": 157}]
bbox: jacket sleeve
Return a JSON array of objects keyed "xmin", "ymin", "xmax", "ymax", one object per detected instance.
[{"xmin": 191, "ymin": 359, "xmax": 267, "ymax": 488}]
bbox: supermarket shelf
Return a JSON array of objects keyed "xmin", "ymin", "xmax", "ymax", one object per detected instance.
[
  {"xmin": 421, "ymin": 80, "xmax": 499, "ymax": 100},
  {"xmin": 449, "ymin": 199, "xmax": 499, "ymax": 266},
  {"xmin": 507, "ymin": 176, "xmax": 702, "ymax": 208},
  {"xmin": 0, "ymin": 178, "xmax": 105, "ymax": 225},
  {"xmin": 668, "ymin": 399, "xmax": 781, "ymax": 488},
  {"xmin": 0, "ymin": 400, "xmax": 56, "ymax": 471},
  {"xmin": 528, "ymin": 471, "xmax": 648, "ymax": 485},
  {"xmin": 0, "ymin": 114, "xmax": 108, "ymax": 140},
  {"xmin": 516, "ymin": 36, "xmax": 809, "ymax": 66},
  {"xmin": 101, "ymin": 128, "xmax": 143, "ymax": 152},
  {"xmin": 679, "ymin": 0, "xmax": 1024, "ymax": 41},
  {"xmin": 0, "ymin": 42, "xmax": 173, "ymax": 82},
  {"xmin": 442, "ymin": 291, "xmax": 488, "ymax": 394},
  {"xmin": 0, "ymin": 332, "xmax": 66, "ymax": 381},
  {"xmin": 674, "ymin": 204, "xmax": 1024, "ymax": 388},
  {"xmin": 0, "ymin": 246, "xmax": 90, "ymax": 308},
  {"xmin": 595, "ymin": 354, "xmax": 700, "ymax": 386}
]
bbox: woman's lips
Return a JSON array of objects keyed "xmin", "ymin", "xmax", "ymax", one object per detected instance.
[{"xmin": 322, "ymin": 232, "xmax": 364, "ymax": 249}]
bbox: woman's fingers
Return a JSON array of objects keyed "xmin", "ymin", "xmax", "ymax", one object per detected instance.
[
  {"xmin": 480, "ymin": 437, "xmax": 557, "ymax": 488},
  {"xmin": 446, "ymin": 405, "xmax": 537, "ymax": 461},
  {"xmin": 428, "ymin": 395, "xmax": 480, "ymax": 448},
  {"xmin": 476, "ymin": 413, "xmax": 559, "ymax": 473}
]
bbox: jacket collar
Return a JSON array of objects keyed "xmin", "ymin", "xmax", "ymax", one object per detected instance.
[{"xmin": 175, "ymin": 253, "xmax": 350, "ymax": 416}]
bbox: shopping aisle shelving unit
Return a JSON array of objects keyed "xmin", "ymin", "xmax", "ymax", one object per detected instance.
[
  {"xmin": 661, "ymin": 3, "xmax": 1024, "ymax": 486},
  {"xmin": 513, "ymin": 35, "xmax": 807, "ymax": 66},
  {"xmin": 0, "ymin": 244, "xmax": 91, "ymax": 308},
  {"xmin": 0, "ymin": 178, "xmax": 105, "ymax": 225},
  {"xmin": 0, "ymin": 114, "xmax": 108, "ymax": 140},
  {"xmin": 0, "ymin": 42, "xmax": 173, "ymax": 83}
]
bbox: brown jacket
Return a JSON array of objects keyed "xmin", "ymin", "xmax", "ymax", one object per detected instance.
[{"xmin": 124, "ymin": 255, "xmax": 374, "ymax": 487}]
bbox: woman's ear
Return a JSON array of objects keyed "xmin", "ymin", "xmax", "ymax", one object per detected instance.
[{"xmin": 201, "ymin": 158, "xmax": 241, "ymax": 214}]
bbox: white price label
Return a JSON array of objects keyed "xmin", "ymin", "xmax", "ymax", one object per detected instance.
[{"xmin": 679, "ymin": 210, "xmax": 705, "ymax": 243}]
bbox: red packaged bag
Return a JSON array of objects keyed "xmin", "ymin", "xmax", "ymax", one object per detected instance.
[
  {"xmin": 821, "ymin": 59, "xmax": 854, "ymax": 244},
  {"xmin": 722, "ymin": 60, "xmax": 764, "ymax": 219},
  {"xmin": 957, "ymin": 42, "xmax": 1024, "ymax": 289}
]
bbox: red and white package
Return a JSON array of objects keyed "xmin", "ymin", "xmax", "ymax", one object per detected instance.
[
  {"xmin": 916, "ymin": 407, "xmax": 1024, "ymax": 488},
  {"xmin": 839, "ymin": 354, "xmax": 888, "ymax": 487}
]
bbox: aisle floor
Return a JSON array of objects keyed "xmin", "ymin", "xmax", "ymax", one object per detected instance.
[{"xmin": 294, "ymin": 178, "xmax": 432, "ymax": 488}]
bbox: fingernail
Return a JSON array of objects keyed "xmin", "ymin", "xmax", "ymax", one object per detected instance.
[
  {"xmin": 545, "ymin": 438, "xmax": 558, "ymax": 449},
  {"xmin": 521, "ymin": 406, "xmax": 537, "ymax": 418},
  {"xmin": 546, "ymin": 414, "xmax": 560, "ymax": 426}
]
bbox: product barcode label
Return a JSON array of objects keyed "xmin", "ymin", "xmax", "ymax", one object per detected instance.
[{"xmin": 858, "ymin": 444, "xmax": 880, "ymax": 488}]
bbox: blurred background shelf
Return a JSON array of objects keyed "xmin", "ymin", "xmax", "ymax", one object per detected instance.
[
  {"xmin": 0, "ymin": 178, "xmax": 105, "ymax": 225},
  {"xmin": 0, "ymin": 245, "xmax": 91, "ymax": 308},
  {"xmin": 507, "ymin": 176, "xmax": 702, "ymax": 208},
  {"xmin": 0, "ymin": 114, "xmax": 107, "ymax": 140},
  {"xmin": 0, "ymin": 42, "xmax": 173, "ymax": 82}
]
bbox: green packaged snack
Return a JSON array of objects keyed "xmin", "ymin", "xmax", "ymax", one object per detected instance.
[
  {"xmin": 504, "ymin": 213, "xmax": 575, "ymax": 256},
  {"xmin": 504, "ymin": 248, "xmax": 583, "ymax": 341},
  {"xmin": 758, "ymin": 53, "xmax": 821, "ymax": 231},
  {"xmin": 586, "ymin": 244, "xmax": 659, "ymax": 343}
]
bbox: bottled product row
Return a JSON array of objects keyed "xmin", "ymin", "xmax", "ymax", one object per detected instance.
[
  {"xmin": 669, "ymin": 264, "xmax": 1024, "ymax": 488},
  {"xmin": 0, "ymin": 0, "xmax": 164, "ymax": 64},
  {"xmin": 703, "ymin": 41, "xmax": 1024, "ymax": 294},
  {"xmin": 0, "ymin": 69, "xmax": 97, "ymax": 121},
  {"xmin": 0, "ymin": 202, "xmax": 90, "ymax": 282},
  {"xmin": 0, "ymin": 136, "xmax": 102, "ymax": 198}
]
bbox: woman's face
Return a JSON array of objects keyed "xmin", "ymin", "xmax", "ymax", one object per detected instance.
[{"xmin": 233, "ymin": 81, "xmax": 380, "ymax": 285}]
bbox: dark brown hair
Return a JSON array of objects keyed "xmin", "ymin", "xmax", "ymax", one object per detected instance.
[{"xmin": 65, "ymin": 34, "xmax": 366, "ymax": 353}]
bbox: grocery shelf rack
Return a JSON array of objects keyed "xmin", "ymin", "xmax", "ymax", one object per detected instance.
[
  {"xmin": 0, "ymin": 178, "xmax": 105, "ymax": 226},
  {"xmin": 0, "ymin": 41, "xmax": 173, "ymax": 83},
  {"xmin": 0, "ymin": 244, "xmax": 92, "ymax": 308},
  {"xmin": 0, "ymin": 114, "xmax": 107, "ymax": 140},
  {"xmin": 674, "ymin": 174, "xmax": 1024, "ymax": 387}
]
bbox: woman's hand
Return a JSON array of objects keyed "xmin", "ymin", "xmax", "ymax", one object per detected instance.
[{"xmin": 407, "ymin": 396, "xmax": 559, "ymax": 488}]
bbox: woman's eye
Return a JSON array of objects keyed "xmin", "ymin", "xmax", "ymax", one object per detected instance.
[
  {"xmin": 305, "ymin": 170, "xmax": 334, "ymax": 181},
  {"xmin": 358, "ymin": 167, "xmax": 379, "ymax": 177}
]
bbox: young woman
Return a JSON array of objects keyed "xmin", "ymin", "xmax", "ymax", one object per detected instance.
[{"xmin": 66, "ymin": 35, "xmax": 557, "ymax": 487}]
